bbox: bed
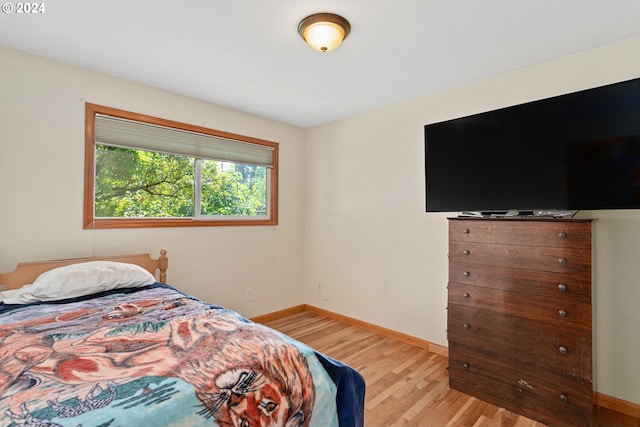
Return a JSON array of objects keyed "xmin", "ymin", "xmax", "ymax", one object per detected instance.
[{"xmin": 0, "ymin": 250, "xmax": 365, "ymax": 427}]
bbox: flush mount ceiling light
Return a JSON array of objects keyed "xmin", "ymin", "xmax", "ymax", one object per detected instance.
[{"xmin": 298, "ymin": 13, "xmax": 351, "ymax": 53}]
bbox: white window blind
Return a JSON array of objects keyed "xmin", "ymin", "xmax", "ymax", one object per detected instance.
[{"xmin": 94, "ymin": 114, "xmax": 275, "ymax": 167}]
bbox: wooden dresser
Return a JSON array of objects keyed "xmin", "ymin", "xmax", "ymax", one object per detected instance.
[{"xmin": 447, "ymin": 217, "xmax": 594, "ymax": 427}]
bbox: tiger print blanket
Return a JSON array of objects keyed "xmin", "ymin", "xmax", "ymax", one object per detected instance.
[{"xmin": 0, "ymin": 284, "xmax": 365, "ymax": 427}]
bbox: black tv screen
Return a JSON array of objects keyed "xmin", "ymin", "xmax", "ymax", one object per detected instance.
[{"xmin": 425, "ymin": 77, "xmax": 640, "ymax": 214}]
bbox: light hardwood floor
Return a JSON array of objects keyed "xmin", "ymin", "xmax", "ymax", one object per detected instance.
[{"xmin": 263, "ymin": 311, "xmax": 640, "ymax": 427}]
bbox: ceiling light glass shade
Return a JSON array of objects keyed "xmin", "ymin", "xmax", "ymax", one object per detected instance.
[{"xmin": 298, "ymin": 13, "xmax": 351, "ymax": 53}]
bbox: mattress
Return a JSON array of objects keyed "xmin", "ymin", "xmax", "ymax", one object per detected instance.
[{"xmin": 0, "ymin": 283, "xmax": 365, "ymax": 427}]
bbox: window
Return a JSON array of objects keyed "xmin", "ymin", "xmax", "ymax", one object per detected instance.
[{"xmin": 84, "ymin": 103, "xmax": 278, "ymax": 229}]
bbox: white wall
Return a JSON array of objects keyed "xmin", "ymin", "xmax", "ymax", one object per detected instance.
[
  {"xmin": 3, "ymin": 35, "xmax": 640, "ymax": 405},
  {"xmin": 0, "ymin": 45, "xmax": 306, "ymax": 318},
  {"xmin": 304, "ymin": 36, "xmax": 640, "ymax": 403}
]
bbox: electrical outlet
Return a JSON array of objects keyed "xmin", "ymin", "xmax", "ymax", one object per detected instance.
[
  {"xmin": 316, "ymin": 282, "xmax": 322, "ymax": 292},
  {"xmin": 245, "ymin": 288, "xmax": 253, "ymax": 301}
]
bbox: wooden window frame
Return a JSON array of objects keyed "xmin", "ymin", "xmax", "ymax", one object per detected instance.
[{"xmin": 84, "ymin": 103, "xmax": 279, "ymax": 229}]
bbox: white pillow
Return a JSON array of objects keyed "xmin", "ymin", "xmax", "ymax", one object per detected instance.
[{"xmin": 0, "ymin": 261, "xmax": 157, "ymax": 304}]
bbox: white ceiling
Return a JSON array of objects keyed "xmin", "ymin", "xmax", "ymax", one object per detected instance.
[{"xmin": 2, "ymin": 1, "xmax": 640, "ymax": 128}]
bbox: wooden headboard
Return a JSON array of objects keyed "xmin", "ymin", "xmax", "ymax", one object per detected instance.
[{"xmin": 0, "ymin": 250, "xmax": 168, "ymax": 290}]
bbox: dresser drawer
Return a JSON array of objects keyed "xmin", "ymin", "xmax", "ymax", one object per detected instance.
[
  {"xmin": 449, "ymin": 261, "xmax": 591, "ymax": 303},
  {"xmin": 449, "ymin": 342, "xmax": 593, "ymax": 427},
  {"xmin": 446, "ymin": 218, "xmax": 593, "ymax": 426},
  {"xmin": 449, "ymin": 241, "xmax": 591, "ymax": 275},
  {"xmin": 448, "ymin": 282, "xmax": 591, "ymax": 325},
  {"xmin": 448, "ymin": 304, "xmax": 592, "ymax": 378},
  {"xmin": 449, "ymin": 218, "xmax": 592, "ymax": 248}
]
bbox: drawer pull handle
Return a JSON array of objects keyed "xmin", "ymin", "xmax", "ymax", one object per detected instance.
[
  {"xmin": 463, "ymin": 323, "xmax": 470, "ymax": 330},
  {"xmin": 463, "ymin": 292, "xmax": 470, "ymax": 299},
  {"xmin": 463, "ymin": 362, "xmax": 470, "ymax": 370},
  {"xmin": 558, "ymin": 258, "xmax": 567, "ymax": 265},
  {"xmin": 463, "ymin": 249, "xmax": 470, "ymax": 255},
  {"xmin": 558, "ymin": 232, "xmax": 567, "ymax": 239},
  {"xmin": 559, "ymin": 394, "xmax": 568, "ymax": 402},
  {"xmin": 557, "ymin": 283, "xmax": 567, "ymax": 292},
  {"xmin": 463, "ymin": 228, "xmax": 470, "ymax": 234},
  {"xmin": 463, "ymin": 271, "xmax": 470, "ymax": 277},
  {"xmin": 558, "ymin": 309, "xmax": 567, "ymax": 317},
  {"xmin": 558, "ymin": 346, "xmax": 568, "ymax": 354}
]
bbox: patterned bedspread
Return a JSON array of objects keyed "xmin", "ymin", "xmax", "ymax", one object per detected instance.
[{"xmin": 0, "ymin": 284, "xmax": 365, "ymax": 427}]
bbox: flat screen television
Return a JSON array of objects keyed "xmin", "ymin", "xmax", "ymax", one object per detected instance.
[{"xmin": 425, "ymin": 77, "xmax": 640, "ymax": 216}]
